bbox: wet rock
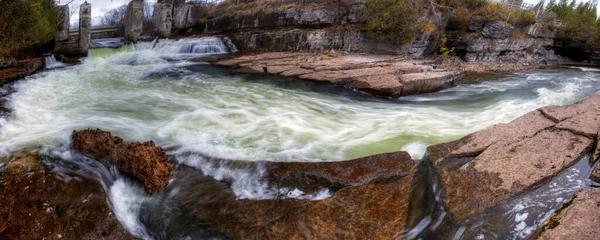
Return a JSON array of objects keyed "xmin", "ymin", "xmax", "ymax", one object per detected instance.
[
  {"xmin": 434, "ymin": 129, "xmax": 592, "ymax": 221},
  {"xmin": 535, "ymin": 187, "xmax": 600, "ymax": 239},
  {"xmin": 72, "ymin": 129, "xmax": 172, "ymax": 194},
  {"xmin": 468, "ymin": 15, "xmax": 486, "ymax": 32},
  {"xmin": 215, "ymin": 52, "xmax": 462, "ymax": 98},
  {"xmin": 481, "ymin": 20, "xmax": 514, "ymax": 39},
  {"xmin": 427, "ymin": 93, "xmax": 600, "ymax": 221},
  {"xmin": 266, "ymin": 151, "xmax": 414, "ymax": 190},
  {"xmin": 125, "ymin": 0, "xmax": 144, "ymax": 42},
  {"xmin": 427, "ymin": 110, "xmax": 556, "ymax": 165},
  {"xmin": 0, "ymin": 151, "xmax": 129, "ymax": 239},
  {"xmin": 176, "ymin": 166, "xmax": 415, "ymax": 239}
]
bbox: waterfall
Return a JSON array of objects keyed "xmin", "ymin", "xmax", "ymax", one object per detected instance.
[
  {"xmin": 153, "ymin": 36, "xmax": 238, "ymax": 55},
  {"xmin": 44, "ymin": 55, "xmax": 65, "ymax": 69}
]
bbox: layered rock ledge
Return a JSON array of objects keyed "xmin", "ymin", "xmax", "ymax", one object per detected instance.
[
  {"xmin": 427, "ymin": 91, "xmax": 600, "ymax": 221},
  {"xmin": 72, "ymin": 129, "xmax": 173, "ymax": 194},
  {"xmin": 214, "ymin": 52, "xmax": 463, "ymax": 98}
]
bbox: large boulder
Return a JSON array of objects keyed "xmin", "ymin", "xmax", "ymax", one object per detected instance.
[
  {"xmin": 72, "ymin": 129, "xmax": 172, "ymax": 194},
  {"xmin": 427, "ymin": 91, "xmax": 600, "ymax": 221},
  {"xmin": 0, "ymin": 151, "xmax": 129, "ymax": 239},
  {"xmin": 481, "ymin": 20, "xmax": 514, "ymax": 39}
]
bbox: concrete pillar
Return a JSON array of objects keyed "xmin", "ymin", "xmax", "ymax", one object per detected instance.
[
  {"xmin": 56, "ymin": 5, "xmax": 70, "ymax": 42},
  {"xmin": 79, "ymin": 2, "xmax": 92, "ymax": 54},
  {"xmin": 125, "ymin": 0, "xmax": 144, "ymax": 42},
  {"xmin": 153, "ymin": 2, "xmax": 173, "ymax": 38},
  {"xmin": 173, "ymin": 3, "xmax": 197, "ymax": 30}
]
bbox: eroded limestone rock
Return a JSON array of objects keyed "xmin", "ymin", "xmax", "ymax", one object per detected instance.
[{"xmin": 72, "ymin": 129, "xmax": 172, "ymax": 194}]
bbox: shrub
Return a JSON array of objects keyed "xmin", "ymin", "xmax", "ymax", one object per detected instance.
[
  {"xmin": 362, "ymin": 0, "xmax": 425, "ymax": 44},
  {"xmin": 0, "ymin": 0, "xmax": 58, "ymax": 56}
]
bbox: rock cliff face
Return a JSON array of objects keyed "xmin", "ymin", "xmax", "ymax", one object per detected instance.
[
  {"xmin": 195, "ymin": 1, "xmax": 436, "ymax": 56},
  {"xmin": 448, "ymin": 15, "xmax": 558, "ymax": 65}
]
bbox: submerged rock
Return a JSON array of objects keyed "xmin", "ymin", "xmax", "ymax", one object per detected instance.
[
  {"xmin": 0, "ymin": 151, "xmax": 129, "ymax": 239},
  {"xmin": 535, "ymin": 187, "xmax": 600, "ymax": 239},
  {"xmin": 266, "ymin": 151, "xmax": 414, "ymax": 190},
  {"xmin": 72, "ymin": 129, "xmax": 172, "ymax": 194},
  {"xmin": 427, "ymin": 91, "xmax": 600, "ymax": 221}
]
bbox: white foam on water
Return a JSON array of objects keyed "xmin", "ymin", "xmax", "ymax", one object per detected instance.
[
  {"xmin": 401, "ymin": 142, "xmax": 429, "ymax": 160},
  {"xmin": 109, "ymin": 178, "xmax": 151, "ymax": 240}
]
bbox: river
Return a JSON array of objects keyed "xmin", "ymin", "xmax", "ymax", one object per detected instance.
[{"xmin": 1, "ymin": 37, "xmax": 599, "ymax": 239}]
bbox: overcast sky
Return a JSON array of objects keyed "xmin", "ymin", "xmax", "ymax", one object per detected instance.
[{"xmin": 61, "ymin": 0, "xmax": 157, "ymax": 26}]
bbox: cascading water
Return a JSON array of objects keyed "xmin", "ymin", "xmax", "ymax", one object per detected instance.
[
  {"xmin": 44, "ymin": 54, "xmax": 65, "ymax": 69},
  {"xmin": 2, "ymin": 37, "xmax": 600, "ymax": 239}
]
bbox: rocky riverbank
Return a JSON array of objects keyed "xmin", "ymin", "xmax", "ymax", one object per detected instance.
[{"xmin": 2, "ymin": 87, "xmax": 600, "ymax": 238}]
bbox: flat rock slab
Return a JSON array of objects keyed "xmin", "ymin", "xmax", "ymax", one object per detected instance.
[
  {"xmin": 535, "ymin": 187, "xmax": 600, "ymax": 240},
  {"xmin": 427, "ymin": 91, "xmax": 600, "ymax": 221},
  {"xmin": 215, "ymin": 52, "xmax": 462, "ymax": 98}
]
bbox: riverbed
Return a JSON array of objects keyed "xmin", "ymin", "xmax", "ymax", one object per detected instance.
[{"xmin": 1, "ymin": 38, "xmax": 600, "ymax": 239}]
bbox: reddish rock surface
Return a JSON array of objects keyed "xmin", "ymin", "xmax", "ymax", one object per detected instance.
[
  {"xmin": 0, "ymin": 151, "xmax": 130, "ymax": 239},
  {"xmin": 427, "ymin": 91, "xmax": 600, "ymax": 221},
  {"xmin": 266, "ymin": 151, "xmax": 414, "ymax": 189},
  {"xmin": 176, "ymin": 162, "xmax": 415, "ymax": 239},
  {"xmin": 0, "ymin": 57, "xmax": 44, "ymax": 83},
  {"xmin": 72, "ymin": 129, "xmax": 172, "ymax": 194},
  {"xmin": 214, "ymin": 52, "xmax": 462, "ymax": 98},
  {"xmin": 535, "ymin": 187, "xmax": 600, "ymax": 240}
]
